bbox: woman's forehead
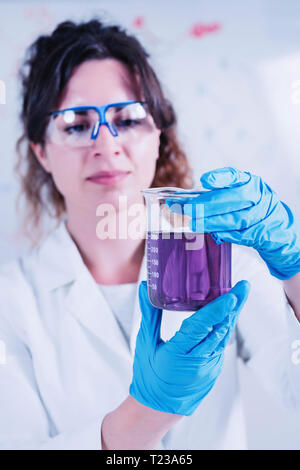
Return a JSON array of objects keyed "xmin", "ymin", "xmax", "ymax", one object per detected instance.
[{"xmin": 57, "ymin": 58, "xmax": 143, "ymax": 109}]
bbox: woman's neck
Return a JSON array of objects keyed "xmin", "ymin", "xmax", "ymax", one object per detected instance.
[{"xmin": 65, "ymin": 208, "xmax": 146, "ymax": 285}]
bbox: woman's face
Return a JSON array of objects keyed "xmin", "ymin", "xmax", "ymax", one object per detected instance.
[{"xmin": 31, "ymin": 58, "xmax": 161, "ymax": 215}]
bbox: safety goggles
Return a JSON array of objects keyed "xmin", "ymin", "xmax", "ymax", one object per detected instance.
[{"xmin": 46, "ymin": 100, "xmax": 151, "ymax": 148}]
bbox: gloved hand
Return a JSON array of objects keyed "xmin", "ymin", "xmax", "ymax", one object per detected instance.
[
  {"xmin": 129, "ymin": 279, "xmax": 250, "ymax": 416},
  {"xmin": 166, "ymin": 167, "xmax": 300, "ymax": 280}
]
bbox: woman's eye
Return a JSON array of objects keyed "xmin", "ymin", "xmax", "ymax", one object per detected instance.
[
  {"xmin": 116, "ymin": 119, "xmax": 140, "ymax": 129},
  {"xmin": 64, "ymin": 124, "xmax": 89, "ymax": 134}
]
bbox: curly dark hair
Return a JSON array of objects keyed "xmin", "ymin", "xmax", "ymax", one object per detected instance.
[{"xmin": 15, "ymin": 18, "xmax": 194, "ymax": 246}]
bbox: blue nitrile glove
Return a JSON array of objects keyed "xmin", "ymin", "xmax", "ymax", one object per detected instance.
[
  {"xmin": 129, "ymin": 279, "xmax": 250, "ymax": 416},
  {"xmin": 166, "ymin": 167, "xmax": 300, "ymax": 280}
]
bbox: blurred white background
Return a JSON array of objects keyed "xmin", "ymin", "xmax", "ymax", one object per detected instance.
[{"xmin": 0, "ymin": 0, "xmax": 299, "ymax": 449}]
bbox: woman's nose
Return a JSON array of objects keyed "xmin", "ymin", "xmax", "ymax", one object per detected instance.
[{"xmin": 90, "ymin": 123, "xmax": 122, "ymax": 156}]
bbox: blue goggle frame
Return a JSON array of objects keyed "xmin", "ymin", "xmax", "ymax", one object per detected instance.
[{"xmin": 47, "ymin": 100, "xmax": 147, "ymax": 139}]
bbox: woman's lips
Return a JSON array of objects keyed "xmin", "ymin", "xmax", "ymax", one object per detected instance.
[{"xmin": 87, "ymin": 171, "xmax": 131, "ymax": 186}]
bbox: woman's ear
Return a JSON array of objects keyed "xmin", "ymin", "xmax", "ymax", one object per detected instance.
[{"xmin": 30, "ymin": 142, "xmax": 51, "ymax": 173}]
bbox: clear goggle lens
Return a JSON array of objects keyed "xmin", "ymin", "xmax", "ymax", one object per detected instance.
[{"xmin": 46, "ymin": 102, "xmax": 151, "ymax": 147}]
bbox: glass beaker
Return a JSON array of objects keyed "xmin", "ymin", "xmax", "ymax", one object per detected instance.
[{"xmin": 141, "ymin": 187, "xmax": 232, "ymax": 311}]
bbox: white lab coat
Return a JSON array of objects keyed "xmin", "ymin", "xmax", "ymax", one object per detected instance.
[{"xmin": 0, "ymin": 220, "xmax": 299, "ymax": 450}]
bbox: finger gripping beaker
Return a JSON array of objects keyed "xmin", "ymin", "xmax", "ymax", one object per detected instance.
[{"xmin": 142, "ymin": 187, "xmax": 231, "ymax": 311}]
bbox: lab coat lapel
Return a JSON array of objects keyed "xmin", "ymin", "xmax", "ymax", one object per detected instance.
[
  {"xmin": 65, "ymin": 268, "xmax": 132, "ymax": 362},
  {"xmin": 40, "ymin": 220, "xmax": 131, "ymax": 362}
]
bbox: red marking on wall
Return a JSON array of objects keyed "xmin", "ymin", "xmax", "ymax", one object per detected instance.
[
  {"xmin": 189, "ymin": 22, "xmax": 222, "ymax": 38},
  {"xmin": 133, "ymin": 16, "xmax": 145, "ymax": 28}
]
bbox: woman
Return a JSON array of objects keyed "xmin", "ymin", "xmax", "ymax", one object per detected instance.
[{"xmin": 0, "ymin": 18, "xmax": 298, "ymax": 450}]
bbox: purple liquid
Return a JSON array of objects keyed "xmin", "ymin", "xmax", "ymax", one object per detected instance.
[{"xmin": 147, "ymin": 231, "xmax": 231, "ymax": 311}]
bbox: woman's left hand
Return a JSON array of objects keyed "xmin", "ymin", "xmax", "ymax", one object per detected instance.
[{"xmin": 166, "ymin": 167, "xmax": 300, "ymax": 280}]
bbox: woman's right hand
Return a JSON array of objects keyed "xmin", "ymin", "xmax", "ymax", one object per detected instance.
[{"xmin": 129, "ymin": 280, "xmax": 250, "ymax": 416}]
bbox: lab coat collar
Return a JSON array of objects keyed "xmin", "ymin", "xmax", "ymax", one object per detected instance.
[
  {"xmin": 38, "ymin": 218, "xmax": 147, "ymax": 288},
  {"xmin": 38, "ymin": 219, "xmax": 147, "ymax": 358},
  {"xmin": 37, "ymin": 219, "xmax": 91, "ymax": 291}
]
